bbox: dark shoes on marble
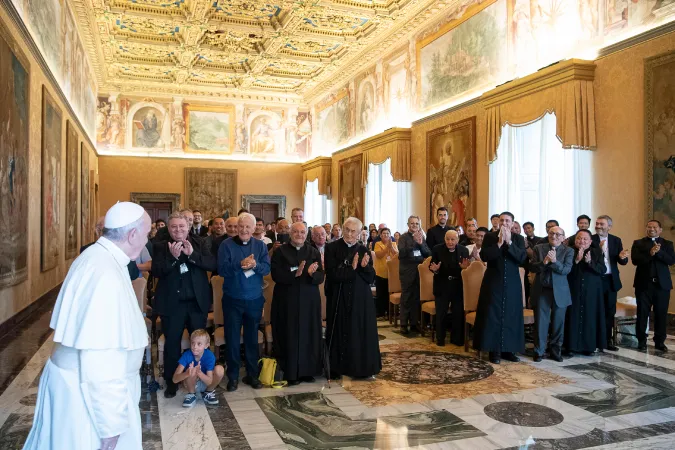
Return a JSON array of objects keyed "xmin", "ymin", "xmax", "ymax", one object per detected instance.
[
  {"xmin": 549, "ymin": 353, "xmax": 564, "ymax": 363},
  {"xmin": 606, "ymin": 344, "xmax": 619, "ymax": 351},
  {"xmin": 436, "ymin": 341, "xmax": 445, "ymax": 347},
  {"xmin": 533, "ymin": 354, "xmax": 543, "ymax": 362},
  {"xmin": 242, "ymin": 376, "xmax": 263, "ymax": 389},
  {"xmin": 300, "ymin": 376, "xmax": 315, "ymax": 383},
  {"xmin": 489, "ymin": 352, "xmax": 501, "ymax": 364},
  {"xmin": 226, "ymin": 380, "xmax": 239, "ymax": 392},
  {"xmin": 655, "ymin": 344, "xmax": 669, "ymax": 352},
  {"xmin": 501, "ymin": 352, "xmax": 520, "ymax": 363},
  {"xmin": 638, "ymin": 342, "xmax": 647, "ymax": 351},
  {"xmin": 400, "ymin": 326, "xmax": 409, "ymax": 335},
  {"xmin": 164, "ymin": 383, "xmax": 177, "ymax": 399},
  {"xmin": 287, "ymin": 380, "xmax": 301, "ymax": 386}
]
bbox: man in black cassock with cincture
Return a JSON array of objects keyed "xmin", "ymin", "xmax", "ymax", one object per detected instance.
[
  {"xmin": 271, "ymin": 222, "xmax": 324, "ymax": 385},
  {"xmin": 473, "ymin": 211, "xmax": 527, "ymax": 364},
  {"xmin": 324, "ymin": 217, "xmax": 381, "ymax": 380}
]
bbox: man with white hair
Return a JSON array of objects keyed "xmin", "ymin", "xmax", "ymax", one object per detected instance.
[
  {"xmin": 271, "ymin": 222, "xmax": 324, "ymax": 385},
  {"xmin": 82, "ymin": 216, "xmax": 140, "ymax": 280},
  {"xmin": 324, "ymin": 217, "xmax": 381, "ymax": 379},
  {"xmin": 398, "ymin": 215, "xmax": 432, "ymax": 334},
  {"xmin": 218, "ymin": 213, "xmax": 271, "ymax": 391},
  {"xmin": 25, "ymin": 202, "xmax": 151, "ymax": 450},
  {"xmin": 152, "ymin": 211, "xmax": 217, "ymax": 398}
]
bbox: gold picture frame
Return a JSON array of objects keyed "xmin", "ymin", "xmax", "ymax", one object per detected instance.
[{"xmin": 183, "ymin": 104, "xmax": 235, "ymax": 154}]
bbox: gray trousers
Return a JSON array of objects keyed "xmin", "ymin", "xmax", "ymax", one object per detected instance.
[
  {"xmin": 400, "ymin": 277, "xmax": 420, "ymax": 328},
  {"xmin": 534, "ymin": 288, "xmax": 567, "ymax": 356}
]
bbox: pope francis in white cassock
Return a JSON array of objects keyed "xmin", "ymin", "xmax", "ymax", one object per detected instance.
[{"xmin": 24, "ymin": 202, "xmax": 152, "ymax": 450}]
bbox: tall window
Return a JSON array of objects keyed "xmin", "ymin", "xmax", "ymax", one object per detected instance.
[
  {"xmin": 304, "ymin": 179, "xmax": 331, "ymax": 227},
  {"xmin": 365, "ymin": 158, "xmax": 411, "ymax": 235},
  {"xmin": 488, "ymin": 113, "xmax": 592, "ymax": 235}
]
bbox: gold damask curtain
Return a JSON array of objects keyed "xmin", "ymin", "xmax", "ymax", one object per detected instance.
[
  {"xmin": 359, "ymin": 128, "xmax": 412, "ymax": 187},
  {"xmin": 301, "ymin": 157, "xmax": 332, "ymax": 197},
  {"xmin": 482, "ymin": 59, "xmax": 597, "ymax": 163}
]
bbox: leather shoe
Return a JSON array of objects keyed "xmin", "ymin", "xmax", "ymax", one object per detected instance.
[
  {"xmin": 242, "ymin": 376, "xmax": 263, "ymax": 389},
  {"xmin": 549, "ymin": 353, "xmax": 564, "ymax": 363},
  {"xmin": 489, "ymin": 352, "xmax": 500, "ymax": 364},
  {"xmin": 400, "ymin": 326, "xmax": 409, "ymax": 335},
  {"xmin": 287, "ymin": 380, "xmax": 300, "ymax": 386},
  {"xmin": 562, "ymin": 350, "xmax": 573, "ymax": 357},
  {"xmin": 533, "ymin": 354, "xmax": 543, "ymax": 362},
  {"xmin": 501, "ymin": 352, "xmax": 520, "ymax": 362},
  {"xmin": 164, "ymin": 384, "xmax": 177, "ymax": 399},
  {"xmin": 299, "ymin": 376, "xmax": 315, "ymax": 383},
  {"xmin": 606, "ymin": 345, "xmax": 619, "ymax": 351},
  {"xmin": 637, "ymin": 342, "xmax": 647, "ymax": 351},
  {"xmin": 655, "ymin": 344, "xmax": 669, "ymax": 352},
  {"xmin": 226, "ymin": 380, "xmax": 238, "ymax": 392},
  {"xmin": 410, "ymin": 325, "xmax": 420, "ymax": 334},
  {"xmin": 436, "ymin": 341, "xmax": 445, "ymax": 347}
]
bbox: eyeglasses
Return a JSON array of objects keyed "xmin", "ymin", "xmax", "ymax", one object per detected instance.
[{"xmin": 548, "ymin": 233, "xmax": 564, "ymax": 238}]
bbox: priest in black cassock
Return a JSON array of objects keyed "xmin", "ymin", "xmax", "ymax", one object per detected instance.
[
  {"xmin": 564, "ymin": 229, "xmax": 607, "ymax": 355},
  {"xmin": 473, "ymin": 212, "xmax": 527, "ymax": 364},
  {"xmin": 271, "ymin": 222, "xmax": 324, "ymax": 385},
  {"xmin": 324, "ymin": 217, "xmax": 382, "ymax": 379}
]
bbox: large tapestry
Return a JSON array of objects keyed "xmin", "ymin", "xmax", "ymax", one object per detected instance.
[
  {"xmin": 338, "ymin": 155, "xmax": 364, "ymax": 224},
  {"xmin": 184, "ymin": 168, "xmax": 237, "ymax": 221},
  {"xmin": 418, "ymin": 0, "xmax": 507, "ymax": 110},
  {"xmin": 645, "ymin": 50, "xmax": 675, "ymax": 272},
  {"xmin": 185, "ymin": 105, "xmax": 234, "ymax": 154},
  {"xmin": 81, "ymin": 144, "xmax": 90, "ymax": 246},
  {"xmin": 427, "ymin": 117, "xmax": 475, "ymax": 228},
  {"xmin": 65, "ymin": 121, "xmax": 79, "ymax": 259},
  {"xmin": 41, "ymin": 87, "xmax": 63, "ymax": 272},
  {"xmin": 0, "ymin": 26, "xmax": 30, "ymax": 288}
]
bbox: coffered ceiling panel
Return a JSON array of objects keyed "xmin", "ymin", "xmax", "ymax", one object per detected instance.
[{"xmin": 79, "ymin": 0, "xmax": 447, "ymax": 101}]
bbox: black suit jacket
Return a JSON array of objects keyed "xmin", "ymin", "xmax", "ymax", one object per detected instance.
[
  {"xmin": 430, "ymin": 244, "xmax": 469, "ymax": 297},
  {"xmin": 191, "ymin": 226, "xmax": 208, "ymax": 237},
  {"xmin": 151, "ymin": 235, "xmax": 217, "ymax": 315},
  {"xmin": 592, "ymin": 233, "xmax": 627, "ymax": 292},
  {"xmin": 631, "ymin": 237, "xmax": 675, "ymax": 291}
]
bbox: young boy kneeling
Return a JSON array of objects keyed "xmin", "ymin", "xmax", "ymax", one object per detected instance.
[{"xmin": 172, "ymin": 329, "xmax": 224, "ymax": 407}]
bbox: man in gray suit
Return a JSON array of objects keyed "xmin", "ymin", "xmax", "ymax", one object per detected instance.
[{"xmin": 530, "ymin": 226, "xmax": 574, "ymax": 362}]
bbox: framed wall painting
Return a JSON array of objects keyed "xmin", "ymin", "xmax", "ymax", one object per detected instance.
[
  {"xmin": 65, "ymin": 120, "xmax": 78, "ymax": 259},
  {"xmin": 81, "ymin": 142, "xmax": 90, "ymax": 246},
  {"xmin": 645, "ymin": 50, "xmax": 675, "ymax": 272},
  {"xmin": 41, "ymin": 86, "xmax": 63, "ymax": 271},
  {"xmin": 338, "ymin": 154, "xmax": 364, "ymax": 224},
  {"xmin": 426, "ymin": 117, "xmax": 476, "ymax": 228},
  {"xmin": 184, "ymin": 104, "xmax": 235, "ymax": 154},
  {"xmin": 0, "ymin": 23, "xmax": 30, "ymax": 288}
]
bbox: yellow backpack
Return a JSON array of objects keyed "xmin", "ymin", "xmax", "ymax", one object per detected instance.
[{"xmin": 258, "ymin": 357, "xmax": 287, "ymax": 388}]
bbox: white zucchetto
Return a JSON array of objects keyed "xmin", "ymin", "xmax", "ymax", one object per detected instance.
[{"xmin": 104, "ymin": 201, "xmax": 145, "ymax": 229}]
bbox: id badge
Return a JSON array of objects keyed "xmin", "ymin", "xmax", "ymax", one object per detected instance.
[
  {"xmin": 290, "ymin": 266, "xmax": 299, "ymax": 272},
  {"xmin": 244, "ymin": 269, "xmax": 255, "ymax": 278},
  {"xmin": 413, "ymin": 250, "xmax": 422, "ymax": 257},
  {"xmin": 179, "ymin": 263, "xmax": 189, "ymax": 274}
]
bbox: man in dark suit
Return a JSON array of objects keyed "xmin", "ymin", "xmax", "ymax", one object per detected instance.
[
  {"xmin": 565, "ymin": 214, "xmax": 592, "ymax": 247},
  {"xmin": 530, "ymin": 226, "xmax": 574, "ymax": 362},
  {"xmin": 429, "ymin": 230, "xmax": 470, "ymax": 346},
  {"xmin": 191, "ymin": 210, "xmax": 209, "ymax": 237},
  {"xmin": 265, "ymin": 217, "xmax": 284, "ymax": 242},
  {"xmin": 152, "ymin": 212, "xmax": 216, "ymax": 398},
  {"xmin": 592, "ymin": 215, "xmax": 629, "ymax": 351},
  {"xmin": 631, "ymin": 220, "xmax": 675, "ymax": 352},
  {"xmin": 426, "ymin": 207, "xmax": 454, "ymax": 249}
]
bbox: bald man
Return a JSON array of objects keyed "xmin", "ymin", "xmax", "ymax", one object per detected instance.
[
  {"xmin": 271, "ymin": 219, "xmax": 291, "ymax": 253},
  {"xmin": 429, "ymin": 230, "xmax": 470, "ymax": 346},
  {"xmin": 225, "ymin": 216, "xmax": 239, "ymax": 238},
  {"xmin": 530, "ymin": 226, "xmax": 574, "ymax": 362}
]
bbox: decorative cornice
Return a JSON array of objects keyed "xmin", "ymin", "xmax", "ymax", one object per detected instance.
[
  {"xmin": 301, "ymin": 156, "xmax": 332, "ymax": 171},
  {"xmin": 597, "ymin": 21, "xmax": 675, "ymax": 59},
  {"xmin": 358, "ymin": 127, "xmax": 411, "ymax": 151},
  {"xmin": 480, "ymin": 59, "xmax": 596, "ymax": 109},
  {"xmin": 0, "ymin": 0, "xmax": 98, "ymax": 153}
]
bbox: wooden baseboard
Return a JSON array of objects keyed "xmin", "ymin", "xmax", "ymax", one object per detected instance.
[{"xmin": 0, "ymin": 284, "xmax": 60, "ymax": 339}]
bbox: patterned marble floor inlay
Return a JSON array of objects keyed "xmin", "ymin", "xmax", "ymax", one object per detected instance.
[
  {"xmin": 555, "ymin": 362, "xmax": 675, "ymax": 417},
  {"xmin": 255, "ymin": 391, "xmax": 485, "ymax": 449},
  {"xmin": 483, "ymin": 401, "xmax": 565, "ymax": 427},
  {"xmin": 344, "ymin": 341, "xmax": 570, "ymax": 407},
  {"xmin": 379, "ymin": 350, "xmax": 494, "ymax": 384}
]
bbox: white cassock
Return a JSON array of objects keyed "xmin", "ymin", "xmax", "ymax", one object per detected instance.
[{"xmin": 24, "ymin": 237, "xmax": 148, "ymax": 450}]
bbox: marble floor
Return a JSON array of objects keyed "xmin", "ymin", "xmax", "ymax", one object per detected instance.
[{"xmin": 2, "ymin": 309, "xmax": 675, "ymax": 449}]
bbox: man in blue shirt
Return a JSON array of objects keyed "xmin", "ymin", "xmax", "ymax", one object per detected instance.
[{"xmin": 218, "ymin": 213, "xmax": 271, "ymax": 391}]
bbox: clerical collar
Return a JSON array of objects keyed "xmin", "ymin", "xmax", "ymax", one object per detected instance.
[
  {"xmin": 294, "ymin": 245, "xmax": 302, "ymax": 250},
  {"xmin": 343, "ymin": 239, "xmax": 356, "ymax": 248},
  {"xmin": 233, "ymin": 236, "xmax": 249, "ymax": 246},
  {"xmin": 447, "ymin": 247, "xmax": 456, "ymax": 252}
]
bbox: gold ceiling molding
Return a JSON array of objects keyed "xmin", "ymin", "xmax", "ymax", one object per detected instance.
[
  {"xmin": 73, "ymin": 0, "xmax": 456, "ymax": 103},
  {"xmin": 357, "ymin": 127, "xmax": 412, "ymax": 186},
  {"xmin": 301, "ymin": 156, "xmax": 333, "ymax": 197},
  {"xmin": 481, "ymin": 59, "xmax": 597, "ymax": 164}
]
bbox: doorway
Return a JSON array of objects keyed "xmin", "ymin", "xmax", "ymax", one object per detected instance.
[
  {"xmin": 130, "ymin": 192, "xmax": 181, "ymax": 223},
  {"xmin": 140, "ymin": 202, "xmax": 172, "ymax": 223},
  {"xmin": 249, "ymin": 203, "xmax": 279, "ymax": 226}
]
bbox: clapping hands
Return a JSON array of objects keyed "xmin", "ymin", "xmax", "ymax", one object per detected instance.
[
  {"xmin": 429, "ymin": 261, "xmax": 441, "ymax": 272},
  {"xmin": 351, "ymin": 252, "xmax": 370, "ymax": 270},
  {"xmin": 544, "ymin": 249, "xmax": 556, "ymax": 264},
  {"xmin": 187, "ymin": 361, "xmax": 201, "ymax": 378},
  {"xmin": 241, "ymin": 254, "xmax": 256, "ymax": 270}
]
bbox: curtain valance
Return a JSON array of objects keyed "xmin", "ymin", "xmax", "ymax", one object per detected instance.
[
  {"xmin": 358, "ymin": 128, "xmax": 412, "ymax": 187},
  {"xmin": 481, "ymin": 59, "xmax": 597, "ymax": 164},
  {"xmin": 301, "ymin": 157, "xmax": 332, "ymax": 198}
]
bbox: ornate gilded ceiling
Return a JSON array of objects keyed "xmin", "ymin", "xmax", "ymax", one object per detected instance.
[{"xmin": 75, "ymin": 0, "xmax": 455, "ymax": 103}]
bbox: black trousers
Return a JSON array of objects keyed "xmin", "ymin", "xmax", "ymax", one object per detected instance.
[
  {"xmin": 636, "ymin": 284, "xmax": 670, "ymax": 346},
  {"xmin": 601, "ymin": 275, "xmax": 618, "ymax": 342},
  {"xmin": 162, "ymin": 300, "xmax": 207, "ymax": 388},
  {"xmin": 375, "ymin": 276, "xmax": 389, "ymax": 317},
  {"xmin": 435, "ymin": 290, "xmax": 464, "ymax": 346}
]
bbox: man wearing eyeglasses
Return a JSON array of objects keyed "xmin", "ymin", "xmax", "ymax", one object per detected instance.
[
  {"xmin": 398, "ymin": 215, "xmax": 432, "ymax": 334},
  {"xmin": 529, "ymin": 227, "xmax": 574, "ymax": 362}
]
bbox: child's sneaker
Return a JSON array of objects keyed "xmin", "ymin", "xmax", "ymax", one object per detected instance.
[
  {"xmin": 202, "ymin": 390, "xmax": 219, "ymax": 405},
  {"xmin": 182, "ymin": 393, "xmax": 197, "ymax": 408}
]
